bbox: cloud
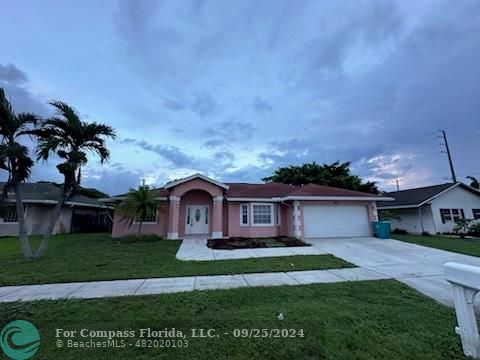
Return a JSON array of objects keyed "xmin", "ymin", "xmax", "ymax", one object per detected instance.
[
  {"xmin": 0, "ymin": 63, "xmax": 49, "ymax": 116},
  {"xmin": 190, "ymin": 93, "xmax": 219, "ymax": 117},
  {"xmin": 252, "ymin": 96, "xmax": 273, "ymax": 113},
  {"xmin": 0, "ymin": 63, "xmax": 28, "ymax": 84}
]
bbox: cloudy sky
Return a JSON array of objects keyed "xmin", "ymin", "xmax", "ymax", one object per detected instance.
[{"xmin": 1, "ymin": 0, "xmax": 479, "ymax": 195}]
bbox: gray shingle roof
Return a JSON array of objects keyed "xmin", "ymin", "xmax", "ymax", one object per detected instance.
[
  {"xmin": 377, "ymin": 183, "xmax": 456, "ymax": 208},
  {"xmin": 0, "ymin": 182, "xmax": 106, "ymax": 208}
]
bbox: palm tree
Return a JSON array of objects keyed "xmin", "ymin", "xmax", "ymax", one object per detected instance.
[
  {"xmin": 467, "ymin": 176, "xmax": 479, "ymax": 190},
  {"xmin": 0, "ymin": 88, "xmax": 38, "ymax": 258},
  {"xmin": 117, "ymin": 183, "xmax": 162, "ymax": 237},
  {"xmin": 32, "ymin": 101, "xmax": 116, "ymax": 258}
]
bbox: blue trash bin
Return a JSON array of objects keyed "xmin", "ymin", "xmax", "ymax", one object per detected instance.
[{"xmin": 372, "ymin": 221, "xmax": 391, "ymax": 239}]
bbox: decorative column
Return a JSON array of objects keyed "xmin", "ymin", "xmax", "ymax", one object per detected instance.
[
  {"xmin": 212, "ymin": 195, "xmax": 223, "ymax": 238},
  {"xmin": 293, "ymin": 200, "xmax": 302, "ymax": 239},
  {"xmin": 371, "ymin": 203, "xmax": 379, "ymax": 221},
  {"xmin": 167, "ymin": 195, "xmax": 181, "ymax": 239}
]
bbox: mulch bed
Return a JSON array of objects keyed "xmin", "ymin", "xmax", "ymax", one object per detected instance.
[{"xmin": 207, "ymin": 236, "xmax": 311, "ymax": 250}]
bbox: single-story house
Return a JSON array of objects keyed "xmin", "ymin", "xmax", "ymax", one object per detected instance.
[
  {"xmin": 377, "ymin": 182, "xmax": 480, "ymax": 234},
  {"xmin": 105, "ymin": 173, "xmax": 393, "ymax": 239},
  {"xmin": 0, "ymin": 182, "xmax": 112, "ymax": 236}
]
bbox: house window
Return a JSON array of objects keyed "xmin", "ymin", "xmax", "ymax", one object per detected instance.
[
  {"xmin": 136, "ymin": 209, "xmax": 157, "ymax": 223},
  {"xmin": 252, "ymin": 204, "xmax": 274, "ymax": 226},
  {"xmin": 240, "ymin": 204, "xmax": 249, "ymax": 226},
  {"xmin": 440, "ymin": 208, "xmax": 464, "ymax": 224},
  {"xmin": 1, "ymin": 205, "xmax": 18, "ymax": 223},
  {"xmin": 473, "ymin": 209, "xmax": 480, "ymax": 220}
]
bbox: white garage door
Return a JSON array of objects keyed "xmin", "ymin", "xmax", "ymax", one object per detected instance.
[{"xmin": 303, "ymin": 205, "xmax": 370, "ymax": 238}]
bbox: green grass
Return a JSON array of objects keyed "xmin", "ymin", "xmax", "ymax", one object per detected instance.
[
  {"xmin": 392, "ymin": 234, "xmax": 480, "ymax": 257},
  {"xmin": 0, "ymin": 280, "xmax": 466, "ymax": 359},
  {"xmin": 0, "ymin": 233, "xmax": 352, "ymax": 286}
]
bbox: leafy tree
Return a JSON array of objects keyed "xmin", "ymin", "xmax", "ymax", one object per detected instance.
[
  {"xmin": 32, "ymin": 101, "xmax": 115, "ymax": 258},
  {"xmin": 78, "ymin": 187, "xmax": 108, "ymax": 199},
  {"xmin": 0, "ymin": 88, "xmax": 38, "ymax": 259},
  {"xmin": 263, "ymin": 161, "xmax": 379, "ymax": 194},
  {"xmin": 117, "ymin": 183, "xmax": 162, "ymax": 236},
  {"xmin": 467, "ymin": 176, "xmax": 479, "ymax": 189}
]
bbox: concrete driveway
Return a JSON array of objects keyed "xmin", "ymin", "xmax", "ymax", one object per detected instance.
[{"xmin": 308, "ymin": 236, "xmax": 480, "ymax": 308}]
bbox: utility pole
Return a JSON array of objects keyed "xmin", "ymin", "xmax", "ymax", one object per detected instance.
[
  {"xmin": 395, "ymin": 178, "xmax": 400, "ymax": 191},
  {"xmin": 440, "ymin": 130, "xmax": 457, "ymax": 183}
]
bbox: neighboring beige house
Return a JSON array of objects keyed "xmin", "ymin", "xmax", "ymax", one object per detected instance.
[
  {"xmin": 377, "ymin": 182, "xmax": 480, "ymax": 234},
  {"xmin": 0, "ymin": 182, "xmax": 111, "ymax": 236}
]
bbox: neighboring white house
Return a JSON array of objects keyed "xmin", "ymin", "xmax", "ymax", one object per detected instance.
[
  {"xmin": 0, "ymin": 182, "xmax": 112, "ymax": 236},
  {"xmin": 377, "ymin": 182, "xmax": 480, "ymax": 234}
]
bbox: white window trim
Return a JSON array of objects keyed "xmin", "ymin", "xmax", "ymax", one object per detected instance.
[
  {"xmin": 440, "ymin": 208, "xmax": 465, "ymax": 223},
  {"xmin": 0, "ymin": 204, "xmax": 27, "ymax": 224},
  {"xmin": 133, "ymin": 209, "xmax": 158, "ymax": 224},
  {"xmin": 251, "ymin": 203, "xmax": 274, "ymax": 226},
  {"xmin": 240, "ymin": 203, "xmax": 249, "ymax": 226}
]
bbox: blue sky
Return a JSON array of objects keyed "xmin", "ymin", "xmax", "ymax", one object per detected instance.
[{"xmin": 1, "ymin": 0, "xmax": 479, "ymax": 195}]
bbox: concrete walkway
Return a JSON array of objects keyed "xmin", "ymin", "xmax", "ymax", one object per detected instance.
[
  {"xmin": 0, "ymin": 267, "xmax": 389, "ymax": 303},
  {"xmin": 308, "ymin": 236, "xmax": 480, "ymax": 309},
  {"xmin": 176, "ymin": 237, "xmax": 325, "ymax": 261}
]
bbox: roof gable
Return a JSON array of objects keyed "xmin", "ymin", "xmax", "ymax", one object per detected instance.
[
  {"xmin": 164, "ymin": 173, "xmax": 229, "ymax": 190},
  {"xmin": 377, "ymin": 182, "xmax": 480, "ymax": 208}
]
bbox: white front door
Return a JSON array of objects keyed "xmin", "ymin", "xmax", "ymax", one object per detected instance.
[{"xmin": 185, "ymin": 205, "xmax": 209, "ymax": 234}]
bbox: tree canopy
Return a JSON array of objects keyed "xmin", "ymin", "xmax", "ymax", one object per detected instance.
[{"xmin": 263, "ymin": 161, "xmax": 379, "ymax": 194}]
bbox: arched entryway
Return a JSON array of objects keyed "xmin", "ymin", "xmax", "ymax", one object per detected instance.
[
  {"xmin": 166, "ymin": 177, "xmax": 225, "ymax": 239},
  {"xmin": 179, "ymin": 189, "xmax": 212, "ymax": 237}
]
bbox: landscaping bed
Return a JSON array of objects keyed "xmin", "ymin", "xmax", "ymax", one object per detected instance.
[{"xmin": 207, "ymin": 236, "xmax": 310, "ymax": 250}]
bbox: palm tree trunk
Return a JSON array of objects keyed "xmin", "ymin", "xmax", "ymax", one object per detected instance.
[
  {"xmin": 33, "ymin": 186, "xmax": 71, "ymax": 258},
  {"xmin": 138, "ymin": 221, "xmax": 143, "ymax": 236},
  {"xmin": 13, "ymin": 184, "xmax": 33, "ymax": 259}
]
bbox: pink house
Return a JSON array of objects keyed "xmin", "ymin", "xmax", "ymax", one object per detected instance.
[{"xmin": 107, "ymin": 173, "xmax": 393, "ymax": 239}]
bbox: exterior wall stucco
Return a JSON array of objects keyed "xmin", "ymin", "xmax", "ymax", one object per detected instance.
[
  {"xmin": 386, "ymin": 206, "xmax": 436, "ymax": 234},
  {"xmin": 111, "ymin": 201, "xmax": 169, "ymax": 237},
  {"xmin": 172, "ymin": 179, "xmax": 223, "ymax": 197},
  {"xmin": 227, "ymin": 202, "xmax": 288, "ymax": 238},
  {"xmin": 430, "ymin": 186, "xmax": 480, "ymax": 233},
  {"xmin": 0, "ymin": 204, "xmax": 75, "ymax": 236}
]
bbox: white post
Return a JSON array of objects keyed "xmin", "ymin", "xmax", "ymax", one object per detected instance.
[
  {"xmin": 444, "ymin": 262, "xmax": 480, "ymax": 358},
  {"xmin": 292, "ymin": 201, "xmax": 302, "ymax": 239}
]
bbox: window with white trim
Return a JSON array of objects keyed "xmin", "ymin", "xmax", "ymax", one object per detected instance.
[
  {"xmin": 252, "ymin": 204, "xmax": 273, "ymax": 225},
  {"xmin": 473, "ymin": 209, "xmax": 480, "ymax": 220},
  {"xmin": 0, "ymin": 205, "xmax": 18, "ymax": 223},
  {"xmin": 240, "ymin": 204, "xmax": 249, "ymax": 226},
  {"xmin": 136, "ymin": 209, "xmax": 157, "ymax": 223},
  {"xmin": 440, "ymin": 208, "xmax": 465, "ymax": 223}
]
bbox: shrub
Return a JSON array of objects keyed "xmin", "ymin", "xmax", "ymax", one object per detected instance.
[
  {"xmin": 392, "ymin": 228, "xmax": 408, "ymax": 235},
  {"xmin": 422, "ymin": 231, "xmax": 430, "ymax": 236},
  {"xmin": 453, "ymin": 219, "xmax": 472, "ymax": 239},
  {"xmin": 468, "ymin": 222, "xmax": 480, "ymax": 237}
]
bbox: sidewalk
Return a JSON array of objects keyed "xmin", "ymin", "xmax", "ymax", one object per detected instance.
[{"xmin": 0, "ymin": 267, "xmax": 389, "ymax": 303}]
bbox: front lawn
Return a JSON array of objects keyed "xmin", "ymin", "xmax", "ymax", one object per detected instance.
[
  {"xmin": 392, "ymin": 234, "xmax": 480, "ymax": 257},
  {"xmin": 0, "ymin": 233, "xmax": 352, "ymax": 286},
  {"xmin": 0, "ymin": 280, "xmax": 465, "ymax": 359}
]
